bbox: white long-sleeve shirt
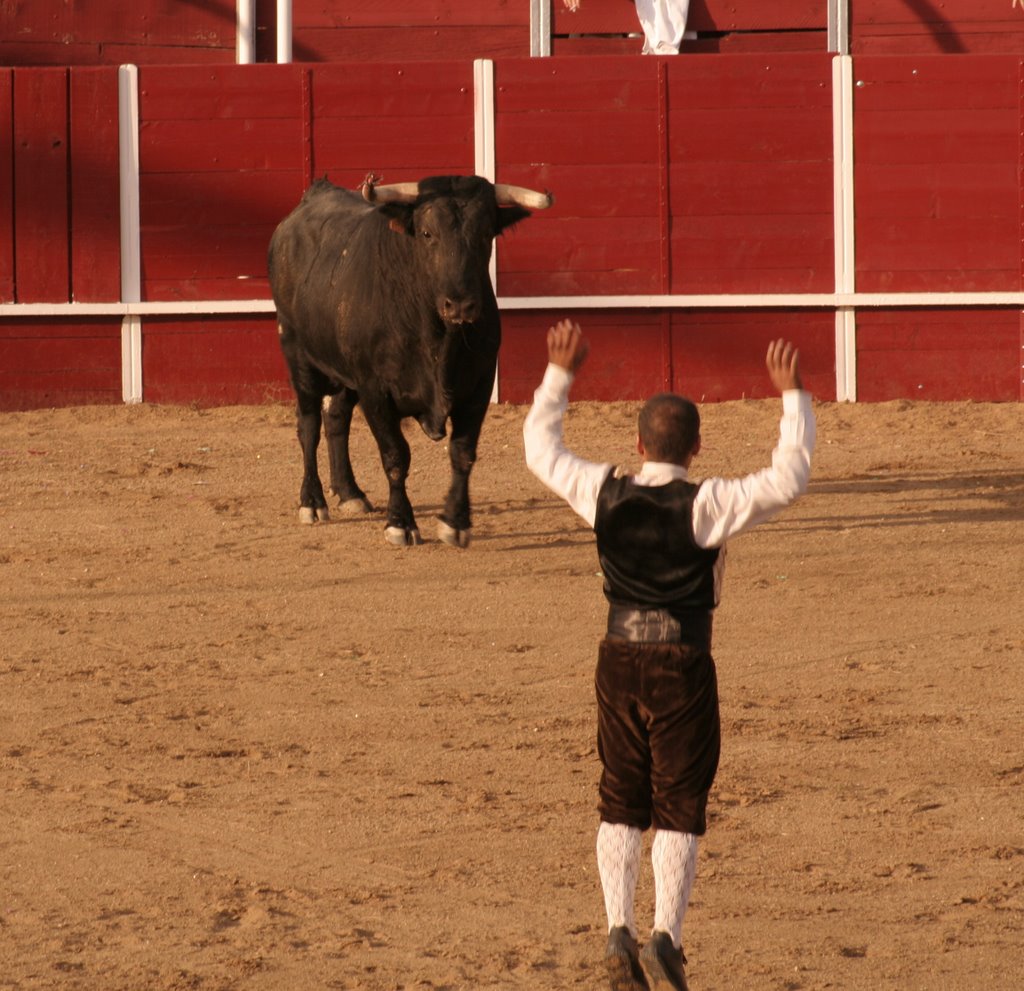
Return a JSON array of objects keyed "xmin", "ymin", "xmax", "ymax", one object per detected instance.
[{"xmin": 523, "ymin": 364, "xmax": 816, "ymax": 603}]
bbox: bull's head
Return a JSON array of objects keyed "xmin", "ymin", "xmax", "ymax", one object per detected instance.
[{"xmin": 362, "ymin": 175, "xmax": 552, "ymax": 326}]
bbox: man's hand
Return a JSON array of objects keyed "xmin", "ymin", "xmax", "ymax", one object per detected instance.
[
  {"xmin": 547, "ymin": 319, "xmax": 589, "ymax": 374},
  {"xmin": 766, "ymin": 339, "xmax": 803, "ymax": 393},
  {"xmin": 562, "ymin": 0, "xmax": 581, "ymax": 10}
]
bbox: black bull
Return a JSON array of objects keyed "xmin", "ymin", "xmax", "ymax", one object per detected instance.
[{"xmin": 267, "ymin": 175, "xmax": 551, "ymax": 547}]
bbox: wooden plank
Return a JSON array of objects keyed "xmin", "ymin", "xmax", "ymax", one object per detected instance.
[
  {"xmin": 670, "ymin": 161, "xmax": 833, "ymax": 217},
  {"xmin": 852, "ymin": 3, "xmax": 1024, "ymax": 52},
  {"xmin": 665, "ymin": 54, "xmax": 834, "ymax": 109},
  {"xmin": 498, "ymin": 309, "xmax": 668, "ymax": 403},
  {"xmin": 314, "ymin": 120, "xmax": 473, "ymax": 177},
  {"xmin": 69, "ymin": 68, "xmax": 120, "ymax": 303},
  {"xmin": 498, "ymin": 216, "xmax": 663, "ymax": 296},
  {"xmin": 855, "ymin": 308, "xmax": 1020, "ymax": 401},
  {"xmin": 856, "ymin": 163, "xmax": 1017, "ymax": 220},
  {"xmin": 856, "ymin": 108, "xmax": 1017, "ymax": 165},
  {"xmin": 552, "ymin": 32, "xmax": 828, "ymax": 55},
  {"xmin": 142, "ymin": 316, "xmax": 290, "ymax": 405},
  {"xmin": 142, "ymin": 278, "xmax": 273, "ymax": 302},
  {"xmin": 665, "ymin": 57, "xmax": 833, "ymax": 296},
  {"xmin": 0, "ymin": 3, "xmax": 232, "ymax": 49},
  {"xmin": 0, "ymin": 319, "xmax": 121, "ymax": 410},
  {"xmin": 139, "ymin": 118, "xmax": 305, "ymax": 174},
  {"xmin": 854, "ymin": 0, "xmax": 1024, "ymax": 29},
  {"xmin": 501, "ymin": 308, "xmax": 837, "ymax": 404},
  {"xmin": 553, "ymin": 0, "xmax": 825, "ymax": 34},
  {"xmin": 313, "ymin": 62, "xmax": 475, "ymax": 119},
  {"xmin": 670, "ymin": 309, "xmax": 836, "ymax": 402},
  {"xmin": 852, "ymin": 56, "xmax": 1018, "ymax": 113},
  {"xmin": 0, "ymin": 70, "xmax": 13, "ymax": 303},
  {"xmin": 669, "ymin": 108, "xmax": 832, "ymax": 161},
  {"xmin": 493, "ymin": 58, "xmax": 660, "ymax": 114},
  {"xmin": 140, "ymin": 225, "xmax": 275, "ymax": 301},
  {"xmin": 499, "ymin": 109, "xmax": 660, "ymax": 165},
  {"xmin": 294, "ymin": 1, "xmax": 529, "ymax": 28},
  {"xmin": 851, "ymin": 31, "xmax": 1024, "ymax": 56},
  {"xmin": 503, "ymin": 163, "xmax": 662, "ymax": 219},
  {"xmin": 139, "ymin": 65, "xmax": 306, "ymax": 120},
  {"xmin": 293, "ymin": 26, "xmax": 528, "ymax": 61},
  {"xmin": 671, "ymin": 227, "xmax": 835, "ymax": 294},
  {"xmin": 854, "ymin": 55, "xmax": 1020, "ymax": 293},
  {"xmin": 140, "ymin": 171, "xmax": 305, "ymax": 228},
  {"xmin": 13, "ymin": 68, "xmax": 70, "ymax": 304}
]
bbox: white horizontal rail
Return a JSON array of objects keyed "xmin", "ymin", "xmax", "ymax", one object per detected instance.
[{"xmin": 3, "ymin": 292, "xmax": 1024, "ymax": 319}]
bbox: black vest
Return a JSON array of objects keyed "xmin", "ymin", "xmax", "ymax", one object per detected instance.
[{"xmin": 594, "ymin": 471, "xmax": 720, "ymax": 616}]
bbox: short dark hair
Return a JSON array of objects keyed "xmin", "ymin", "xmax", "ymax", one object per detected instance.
[{"xmin": 637, "ymin": 393, "xmax": 700, "ymax": 464}]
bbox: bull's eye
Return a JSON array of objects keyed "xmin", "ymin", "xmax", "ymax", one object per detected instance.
[{"xmin": 420, "ymin": 229, "xmax": 433, "ymax": 240}]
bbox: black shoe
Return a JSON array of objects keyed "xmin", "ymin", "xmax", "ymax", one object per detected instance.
[
  {"xmin": 604, "ymin": 926, "xmax": 650, "ymax": 991},
  {"xmin": 640, "ymin": 931, "xmax": 688, "ymax": 991}
]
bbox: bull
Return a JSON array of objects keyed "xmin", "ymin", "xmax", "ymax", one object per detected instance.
[{"xmin": 267, "ymin": 174, "xmax": 551, "ymax": 547}]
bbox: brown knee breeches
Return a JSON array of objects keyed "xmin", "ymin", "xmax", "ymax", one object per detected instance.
[{"xmin": 595, "ymin": 638, "xmax": 720, "ymax": 834}]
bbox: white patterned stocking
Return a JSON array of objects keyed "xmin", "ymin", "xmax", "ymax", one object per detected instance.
[
  {"xmin": 596, "ymin": 821, "xmax": 643, "ymax": 936},
  {"xmin": 651, "ymin": 829, "xmax": 698, "ymax": 947}
]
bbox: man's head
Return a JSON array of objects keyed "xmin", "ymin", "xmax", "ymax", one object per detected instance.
[{"xmin": 637, "ymin": 393, "xmax": 701, "ymax": 466}]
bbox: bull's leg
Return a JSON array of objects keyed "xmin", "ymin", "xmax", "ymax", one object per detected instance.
[
  {"xmin": 324, "ymin": 389, "xmax": 373, "ymax": 515},
  {"xmin": 295, "ymin": 392, "xmax": 330, "ymax": 525},
  {"xmin": 360, "ymin": 394, "xmax": 421, "ymax": 546},
  {"xmin": 438, "ymin": 395, "xmax": 489, "ymax": 549}
]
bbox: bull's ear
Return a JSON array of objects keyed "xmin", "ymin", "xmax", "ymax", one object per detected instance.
[
  {"xmin": 378, "ymin": 202, "xmax": 416, "ymax": 235},
  {"xmin": 497, "ymin": 205, "xmax": 531, "ymax": 234}
]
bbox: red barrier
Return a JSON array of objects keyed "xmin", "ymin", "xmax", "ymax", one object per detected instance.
[
  {"xmin": 495, "ymin": 55, "xmax": 834, "ymax": 296},
  {"xmin": 500, "ymin": 308, "xmax": 839, "ymax": 404},
  {"xmin": 2, "ymin": 55, "xmax": 1023, "ymax": 410},
  {"xmin": 856, "ymin": 309, "xmax": 1022, "ymax": 402},
  {"xmin": 852, "ymin": 0, "xmax": 1024, "ymax": 54},
  {"xmin": 138, "ymin": 65, "xmax": 308, "ymax": 302},
  {"xmin": 0, "ymin": 70, "xmax": 13, "ymax": 303},
  {"xmin": 0, "ymin": 319, "xmax": 122, "ymax": 408},
  {"xmin": 854, "ymin": 55, "xmax": 1021, "ymax": 292}
]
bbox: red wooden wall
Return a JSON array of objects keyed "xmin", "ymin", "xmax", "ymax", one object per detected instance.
[
  {"xmin": 850, "ymin": 53, "xmax": 1023, "ymax": 403},
  {"xmin": 285, "ymin": 0, "xmax": 530, "ymax": 62},
  {"xmin": 552, "ymin": 0, "xmax": 827, "ymax": 54},
  {"xmin": 0, "ymin": 67, "xmax": 123, "ymax": 408},
  {"xmin": 2, "ymin": 52, "xmax": 1024, "ymax": 409},
  {"xmin": 0, "ymin": 3, "xmax": 236, "ymax": 65},
  {"xmin": 7, "ymin": 1, "xmax": 1024, "ymax": 67},
  {"xmin": 852, "ymin": 0, "xmax": 1024, "ymax": 55}
]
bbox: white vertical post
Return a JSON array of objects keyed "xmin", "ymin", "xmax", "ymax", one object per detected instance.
[
  {"xmin": 237, "ymin": 0, "xmax": 256, "ymax": 64},
  {"xmin": 530, "ymin": 0, "xmax": 552, "ymax": 57},
  {"xmin": 474, "ymin": 60, "xmax": 496, "ymax": 184},
  {"xmin": 474, "ymin": 59, "xmax": 500, "ymax": 401},
  {"xmin": 118, "ymin": 65, "xmax": 143, "ymax": 404},
  {"xmin": 276, "ymin": 0, "xmax": 293, "ymax": 63},
  {"xmin": 832, "ymin": 55, "xmax": 856, "ymax": 401},
  {"xmin": 828, "ymin": 0, "xmax": 850, "ymax": 56}
]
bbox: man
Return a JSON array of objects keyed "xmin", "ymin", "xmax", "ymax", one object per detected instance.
[
  {"xmin": 523, "ymin": 321, "xmax": 815, "ymax": 990},
  {"xmin": 562, "ymin": 0, "xmax": 690, "ymax": 55}
]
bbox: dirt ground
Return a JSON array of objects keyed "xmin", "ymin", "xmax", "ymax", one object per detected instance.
[{"xmin": 1, "ymin": 391, "xmax": 1021, "ymax": 991}]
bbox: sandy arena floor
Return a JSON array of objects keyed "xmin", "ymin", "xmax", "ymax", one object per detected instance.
[{"xmin": 1, "ymin": 393, "xmax": 1021, "ymax": 990}]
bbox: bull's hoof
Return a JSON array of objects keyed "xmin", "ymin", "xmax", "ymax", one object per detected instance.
[
  {"xmin": 337, "ymin": 496, "xmax": 373, "ymax": 516},
  {"xmin": 299, "ymin": 506, "xmax": 330, "ymax": 525},
  {"xmin": 385, "ymin": 525, "xmax": 423, "ymax": 547},
  {"xmin": 437, "ymin": 520, "xmax": 471, "ymax": 549}
]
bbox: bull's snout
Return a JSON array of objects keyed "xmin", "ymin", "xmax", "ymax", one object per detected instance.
[{"xmin": 441, "ymin": 296, "xmax": 481, "ymax": 325}]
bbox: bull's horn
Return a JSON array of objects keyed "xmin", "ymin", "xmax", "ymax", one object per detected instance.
[
  {"xmin": 495, "ymin": 184, "xmax": 553, "ymax": 210},
  {"xmin": 363, "ymin": 181, "xmax": 420, "ymax": 204}
]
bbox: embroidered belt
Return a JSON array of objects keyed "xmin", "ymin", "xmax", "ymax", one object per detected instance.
[{"xmin": 606, "ymin": 605, "xmax": 712, "ymax": 646}]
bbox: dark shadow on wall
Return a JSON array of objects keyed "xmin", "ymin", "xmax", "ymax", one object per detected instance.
[{"xmin": 900, "ymin": 0, "xmax": 968, "ymax": 53}]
